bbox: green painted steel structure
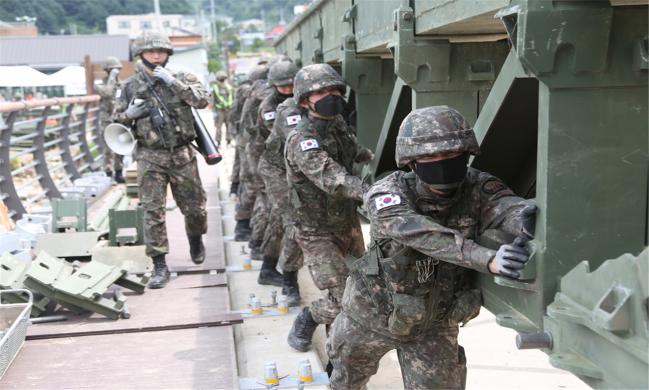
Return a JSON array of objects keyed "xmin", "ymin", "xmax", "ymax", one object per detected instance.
[{"xmin": 275, "ymin": 0, "xmax": 648, "ymax": 388}]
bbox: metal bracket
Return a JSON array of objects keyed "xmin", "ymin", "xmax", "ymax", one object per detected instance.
[
  {"xmin": 0, "ymin": 111, "xmax": 26, "ymax": 219},
  {"xmin": 342, "ymin": 4, "xmax": 357, "ymax": 23},
  {"xmin": 51, "ymin": 197, "xmax": 87, "ymax": 232},
  {"xmin": 503, "ymin": 0, "xmax": 613, "ymax": 75},
  {"xmin": 33, "ymin": 106, "xmax": 63, "ymax": 200},
  {"xmin": 390, "ymin": 4, "xmax": 451, "ymax": 91}
]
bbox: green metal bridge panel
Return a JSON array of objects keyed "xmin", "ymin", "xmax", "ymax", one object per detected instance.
[
  {"xmin": 321, "ymin": 0, "xmax": 352, "ymax": 63},
  {"xmin": 354, "ymin": 0, "xmax": 401, "ymax": 54},
  {"xmin": 414, "ymin": 0, "xmax": 508, "ymax": 36},
  {"xmin": 300, "ymin": 8, "xmax": 324, "ymax": 65}
]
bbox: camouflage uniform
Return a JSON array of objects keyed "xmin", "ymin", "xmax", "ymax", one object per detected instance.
[
  {"xmin": 236, "ymin": 73, "xmax": 273, "ymax": 250},
  {"xmin": 96, "ymin": 57, "xmax": 123, "ymax": 174},
  {"xmin": 210, "ymin": 71, "xmax": 234, "ymax": 144},
  {"xmin": 258, "ymin": 97, "xmax": 304, "ymax": 271},
  {"xmin": 327, "ymin": 106, "xmax": 534, "ymax": 389},
  {"xmin": 114, "ymin": 55, "xmax": 209, "ymax": 260},
  {"xmin": 229, "ymin": 81, "xmax": 252, "ymax": 194}
]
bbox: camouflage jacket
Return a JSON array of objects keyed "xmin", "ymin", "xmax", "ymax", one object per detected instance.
[
  {"xmin": 95, "ymin": 75, "xmax": 120, "ymax": 125},
  {"xmin": 342, "ymin": 169, "xmax": 530, "ymax": 338},
  {"xmin": 285, "ymin": 113, "xmax": 371, "ymax": 232},
  {"xmin": 113, "ymin": 64, "xmax": 209, "ymax": 163},
  {"xmin": 230, "ymin": 83, "xmax": 251, "ymax": 134},
  {"xmin": 260, "ymin": 97, "xmax": 303, "ymax": 171},
  {"xmin": 240, "ymin": 80, "xmax": 273, "ymax": 141}
]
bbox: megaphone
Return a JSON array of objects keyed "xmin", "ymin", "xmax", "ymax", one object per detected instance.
[{"xmin": 104, "ymin": 123, "xmax": 136, "ymax": 155}]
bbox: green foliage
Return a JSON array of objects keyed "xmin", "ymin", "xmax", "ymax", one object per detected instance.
[
  {"xmin": 206, "ymin": 43, "xmax": 222, "ymax": 73},
  {"xmin": 0, "ymin": 0, "xmax": 195, "ymax": 34}
]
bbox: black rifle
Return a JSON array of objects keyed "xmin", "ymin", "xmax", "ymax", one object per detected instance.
[{"xmin": 139, "ymin": 67, "xmax": 222, "ymax": 165}]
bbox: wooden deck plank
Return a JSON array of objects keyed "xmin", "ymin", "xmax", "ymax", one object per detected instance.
[
  {"xmin": 26, "ymin": 285, "xmax": 240, "ymax": 339},
  {"xmin": 1, "ymin": 327, "xmax": 238, "ymax": 389},
  {"xmin": 166, "ymin": 273, "xmax": 227, "ymax": 289}
]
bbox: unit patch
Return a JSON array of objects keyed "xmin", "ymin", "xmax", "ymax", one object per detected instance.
[
  {"xmin": 300, "ymin": 139, "xmax": 319, "ymax": 151},
  {"xmin": 115, "ymin": 89, "xmax": 122, "ymax": 98},
  {"xmin": 263, "ymin": 111, "xmax": 276, "ymax": 121},
  {"xmin": 286, "ymin": 115, "xmax": 301, "ymax": 126},
  {"xmin": 185, "ymin": 73, "xmax": 198, "ymax": 82},
  {"xmin": 481, "ymin": 179, "xmax": 507, "ymax": 195},
  {"xmin": 374, "ymin": 194, "xmax": 401, "ymax": 211}
]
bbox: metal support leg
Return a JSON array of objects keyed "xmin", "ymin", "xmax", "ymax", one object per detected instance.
[
  {"xmin": 59, "ymin": 104, "xmax": 81, "ymax": 181},
  {"xmin": 0, "ymin": 111, "xmax": 26, "ymax": 219},
  {"xmin": 32, "ymin": 106, "xmax": 62, "ymax": 200}
]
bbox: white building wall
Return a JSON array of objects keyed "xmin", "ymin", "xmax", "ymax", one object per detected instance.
[
  {"xmin": 106, "ymin": 14, "xmax": 204, "ymax": 39},
  {"xmin": 167, "ymin": 47, "xmax": 209, "ymax": 87}
]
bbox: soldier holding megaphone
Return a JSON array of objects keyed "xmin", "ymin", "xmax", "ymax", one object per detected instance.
[{"xmin": 111, "ymin": 31, "xmax": 211, "ymax": 289}]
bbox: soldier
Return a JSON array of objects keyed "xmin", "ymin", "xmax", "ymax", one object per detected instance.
[
  {"xmin": 113, "ymin": 32, "xmax": 210, "ymax": 289},
  {"xmin": 255, "ymin": 61, "xmax": 299, "ymax": 287},
  {"xmin": 285, "ymin": 64, "xmax": 373, "ymax": 352},
  {"xmin": 326, "ymin": 106, "xmax": 538, "ymax": 389},
  {"xmin": 228, "ymin": 75, "xmax": 252, "ymax": 199},
  {"xmin": 259, "ymin": 94, "xmax": 305, "ymax": 304},
  {"xmin": 234, "ymin": 64, "xmax": 272, "ymax": 249},
  {"xmin": 96, "ymin": 56, "xmax": 124, "ymax": 183},
  {"xmin": 210, "ymin": 70, "xmax": 234, "ymax": 144}
]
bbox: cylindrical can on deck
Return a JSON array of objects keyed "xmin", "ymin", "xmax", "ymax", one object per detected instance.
[
  {"xmin": 277, "ymin": 295, "xmax": 288, "ymax": 313},
  {"xmin": 251, "ymin": 296, "xmax": 262, "ymax": 314},
  {"xmin": 264, "ymin": 362, "xmax": 279, "ymax": 385},
  {"xmin": 243, "ymin": 256, "xmax": 252, "ymax": 270},
  {"xmin": 298, "ymin": 359, "xmax": 313, "ymax": 382}
]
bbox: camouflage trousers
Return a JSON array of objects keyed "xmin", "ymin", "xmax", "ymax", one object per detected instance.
[
  {"xmin": 213, "ymin": 108, "xmax": 230, "ymax": 144},
  {"xmin": 250, "ymin": 190, "xmax": 269, "ymax": 247},
  {"xmin": 327, "ymin": 312, "xmax": 467, "ymax": 390},
  {"xmin": 137, "ymin": 149, "xmax": 207, "ymax": 257},
  {"xmin": 259, "ymin": 157, "xmax": 303, "ymax": 270},
  {"xmin": 295, "ymin": 223, "xmax": 364, "ymax": 324}
]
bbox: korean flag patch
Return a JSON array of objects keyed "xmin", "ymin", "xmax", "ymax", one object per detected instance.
[
  {"xmin": 286, "ymin": 115, "xmax": 301, "ymax": 126},
  {"xmin": 263, "ymin": 111, "xmax": 276, "ymax": 121},
  {"xmin": 300, "ymin": 139, "xmax": 319, "ymax": 151},
  {"xmin": 374, "ymin": 194, "xmax": 401, "ymax": 211}
]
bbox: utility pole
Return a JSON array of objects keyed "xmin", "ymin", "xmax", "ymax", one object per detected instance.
[
  {"xmin": 210, "ymin": 0, "xmax": 216, "ymax": 43},
  {"xmin": 153, "ymin": 0, "xmax": 162, "ymax": 32}
]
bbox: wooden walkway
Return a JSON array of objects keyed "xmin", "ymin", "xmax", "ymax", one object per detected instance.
[{"xmin": 1, "ymin": 156, "xmax": 241, "ymax": 389}]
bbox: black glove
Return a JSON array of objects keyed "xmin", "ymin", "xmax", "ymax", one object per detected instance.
[
  {"xmin": 230, "ymin": 181, "xmax": 239, "ymax": 196},
  {"xmin": 520, "ymin": 204, "xmax": 538, "ymax": 239},
  {"xmin": 491, "ymin": 237, "xmax": 530, "ymax": 279}
]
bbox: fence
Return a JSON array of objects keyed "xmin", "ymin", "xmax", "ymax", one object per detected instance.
[{"xmin": 0, "ymin": 96, "xmax": 103, "ymax": 220}]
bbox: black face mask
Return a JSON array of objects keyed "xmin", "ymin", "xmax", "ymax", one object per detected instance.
[
  {"xmin": 414, "ymin": 154, "xmax": 469, "ymax": 188},
  {"xmin": 141, "ymin": 57, "xmax": 168, "ymax": 71},
  {"xmin": 313, "ymin": 94, "xmax": 345, "ymax": 117}
]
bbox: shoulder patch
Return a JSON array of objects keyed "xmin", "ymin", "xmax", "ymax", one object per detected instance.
[
  {"xmin": 263, "ymin": 111, "xmax": 276, "ymax": 121},
  {"xmin": 374, "ymin": 194, "xmax": 401, "ymax": 211},
  {"xmin": 286, "ymin": 115, "xmax": 301, "ymax": 126},
  {"xmin": 184, "ymin": 73, "xmax": 198, "ymax": 82},
  {"xmin": 300, "ymin": 139, "xmax": 319, "ymax": 151},
  {"xmin": 482, "ymin": 179, "xmax": 507, "ymax": 195},
  {"xmin": 114, "ymin": 88, "xmax": 122, "ymax": 98}
]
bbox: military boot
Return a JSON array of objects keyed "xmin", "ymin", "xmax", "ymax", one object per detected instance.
[
  {"xmin": 281, "ymin": 270, "xmax": 301, "ymax": 306},
  {"xmin": 258, "ymin": 256, "xmax": 283, "ymax": 286},
  {"xmin": 234, "ymin": 219, "xmax": 251, "ymax": 241},
  {"xmin": 148, "ymin": 255, "xmax": 170, "ymax": 289},
  {"xmin": 114, "ymin": 169, "xmax": 125, "ymax": 184},
  {"xmin": 249, "ymin": 240, "xmax": 263, "ymax": 260},
  {"xmin": 287, "ymin": 307, "xmax": 318, "ymax": 352},
  {"xmin": 188, "ymin": 235, "xmax": 205, "ymax": 264},
  {"xmin": 105, "ymin": 169, "xmax": 113, "ymax": 179}
]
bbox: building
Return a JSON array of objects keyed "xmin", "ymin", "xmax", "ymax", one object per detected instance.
[
  {"xmin": 264, "ymin": 24, "xmax": 286, "ymax": 45},
  {"xmin": 0, "ymin": 34, "xmax": 130, "ymax": 73},
  {"xmin": 0, "ymin": 21, "xmax": 38, "ymax": 37},
  {"xmin": 106, "ymin": 14, "xmax": 211, "ymax": 40}
]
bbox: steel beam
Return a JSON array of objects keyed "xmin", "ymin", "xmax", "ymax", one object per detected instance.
[{"xmin": 0, "ymin": 111, "xmax": 26, "ymax": 219}]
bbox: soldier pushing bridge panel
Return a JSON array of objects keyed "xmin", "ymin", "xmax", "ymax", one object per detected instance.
[
  {"xmin": 327, "ymin": 106, "xmax": 537, "ymax": 389},
  {"xmin": 112, "ymin": 31, "xmax": 210, "ymax": 289}
]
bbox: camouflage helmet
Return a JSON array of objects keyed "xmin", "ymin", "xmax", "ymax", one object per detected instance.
[
  {"xmin": 103, "ymin": 56, "xmax": 122, "ymax": 70},
  {"xmin": 248, "ymin": 64, "xmax": 269, "ymax": 82},
  {"xmin": 268, "ymin": 61, "xmax": 298, "ymax": 86},
  {"xmin": 395, "ymin": 106, "xmax": 480, "ymax": 168},
  {"xmin": 293, "ymin": 63, "xmax": 346, "ymax": 104},
  {"xmin": 132, "ymin": 31, "xmax": 173, "ymax": 58},
  {"xmin": 215, "ymin": 70, "xmax": 228, "ymax": 80}
]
